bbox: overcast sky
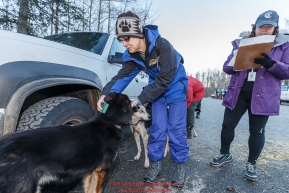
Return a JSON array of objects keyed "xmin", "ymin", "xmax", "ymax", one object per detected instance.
[{"xmin": 147, "ymin": 0, "xmax": 289, "ymax": 76}]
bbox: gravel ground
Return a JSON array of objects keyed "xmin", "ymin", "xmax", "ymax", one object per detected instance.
[{"xmin": 71, "ymin": 98, "xmax": 289, "ymax": 193}]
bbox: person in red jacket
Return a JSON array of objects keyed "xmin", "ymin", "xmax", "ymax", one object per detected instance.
[{"xmin": 186, "ymin": 76, "xmax": 205, "ymax": 138}]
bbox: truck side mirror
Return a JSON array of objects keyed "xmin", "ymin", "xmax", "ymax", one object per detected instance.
[{"xmin": 107, "ymin": 52, "xmax": 123, "ymax": 64}]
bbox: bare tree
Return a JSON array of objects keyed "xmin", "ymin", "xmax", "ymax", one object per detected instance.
[
  {"xmin": 17, "ymin": 0, "xmax": 29, "ymax": 34},
  {"xmin": 0, "ymin": 0, "xmax": 18, "ymax": 31},
  {"xmin": 195, "ymin": 71, "xmax": 200, "ymax": 80},
  {"xmin": 1, "ymin": 0, "xmax": 157, "ymax": 36},
  {"xmin": 88, "ymin": 0, "xmax": 93, "ymax": 31},
  {"xmin": 195, "ymin": 68, "xmax": 230, "ymax": 97},
  {"xmin": 97, "ymin": 0, "xmax": 103, "ymax": 31}
]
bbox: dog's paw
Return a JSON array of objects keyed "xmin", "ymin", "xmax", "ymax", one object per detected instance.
[
  {"xmin": 134, "ymin": 155, "xmax": 140, "ymax": 160},
  {"xmin": 144, "ymin": 160, "xmax": 149, "ymax": 168}
]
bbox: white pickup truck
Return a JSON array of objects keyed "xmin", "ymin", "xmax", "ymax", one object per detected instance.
[
  {"xmin": 0, "ymin": 30, "xmax": 148, "ymax": 137},
  {"xmin": 280, "ymin": 85, "xmax": 289, "ymax": 103}
]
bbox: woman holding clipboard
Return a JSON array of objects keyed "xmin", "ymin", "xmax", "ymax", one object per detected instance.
[{"xmin": 210, "ymin": 10, "xmax": 289, "ymax": 182}]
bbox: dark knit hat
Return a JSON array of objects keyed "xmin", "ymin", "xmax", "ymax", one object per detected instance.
[
  {"xmin": 255, "ymin": 10, "xmax": 279, "ymax": 28},
  {"xmin": 116, "ymin": 11, "xmax": 144, "ymax": 39}
]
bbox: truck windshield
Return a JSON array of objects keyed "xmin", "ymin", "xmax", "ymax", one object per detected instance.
[{"xmin": 43, "ymin": 32, "xmax": 109, "ymax": 55}]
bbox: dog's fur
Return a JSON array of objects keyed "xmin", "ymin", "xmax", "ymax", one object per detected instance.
[
  {"xmin": 0, "ymin": 92, "xmax": 132, "ymax": 193},
  {"xmin": 130, "ymin": 105, "xmax": 169, "ymax": 168}
]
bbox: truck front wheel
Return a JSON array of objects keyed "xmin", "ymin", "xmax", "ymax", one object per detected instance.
[{"xmin": 17, "ymin": 96, "xmax": 95, "ymax": 131}]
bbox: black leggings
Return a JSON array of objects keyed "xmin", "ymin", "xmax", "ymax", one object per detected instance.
[
  {"xmin": 196, "ymin": 100, "xmax": 201, "ymax": 115},
  {"xmin": 220, "ymin": 91, "xmax": 269, "ymax": 164}
]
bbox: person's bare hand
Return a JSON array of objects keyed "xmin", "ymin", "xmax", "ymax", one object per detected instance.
[
  {"xmin": 97, "ymin": 95, "xmax": 106, "ymax": 112},
  {"xmin": 131, "ymin": 100, "xmax": 138, "ymax": 107}
]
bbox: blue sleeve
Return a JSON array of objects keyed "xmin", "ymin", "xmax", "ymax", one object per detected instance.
[
  {"xmin": 102, "ymin": 61, "xmax": 140, "ymax": 95},
  {"xmin": 110, "ymin": 67, "xmax": 140, "ymax": 93}
]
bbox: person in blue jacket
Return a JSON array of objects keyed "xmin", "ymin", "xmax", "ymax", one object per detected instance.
[{"xmin": 97, "ymin": 11, "xmax": 189, "ymax": 188}]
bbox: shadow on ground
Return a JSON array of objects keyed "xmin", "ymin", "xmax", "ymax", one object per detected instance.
[{"xmin": 71, "ymin": 98, "xmax": 289, "ymax": 193}]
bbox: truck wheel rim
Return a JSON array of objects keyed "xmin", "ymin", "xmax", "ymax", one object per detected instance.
[{"xmin": 62, "ymin": 118, "xmax": 83, "ymax": 126}]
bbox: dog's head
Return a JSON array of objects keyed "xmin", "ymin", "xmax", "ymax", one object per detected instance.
[
  {"xmin": 102, "ymin": 92, "xmax": 132, "ymax": 127},
  {"xmin": 132, "ymin": 105, "xmax": 151, "ymax": 121}
]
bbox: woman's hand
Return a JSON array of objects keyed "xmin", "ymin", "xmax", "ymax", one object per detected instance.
[
  {"xmin": 131, "ymin": 99, "xmax": 138, "ymax": 107},
  {"xmin": 97, "ymin": 95, "xmax": 106, "ymax": 112}
]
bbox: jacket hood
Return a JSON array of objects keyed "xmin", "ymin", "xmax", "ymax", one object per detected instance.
[
  {"xmin": 273, "ymin": 33, "xmax": 289, "ymax": 47},
  {"xmin": 143, "ymin": 25, "xmax": 160, "ymax": 53}
]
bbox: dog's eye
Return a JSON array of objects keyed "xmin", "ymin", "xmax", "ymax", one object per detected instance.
[{"xmin": 140, "ymin": 110, "xmax": 143, "ymax": 113}]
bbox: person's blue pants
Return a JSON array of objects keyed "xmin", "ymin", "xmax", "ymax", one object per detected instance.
[{"xmin": 148, "ymin": 100, "xmax": 189, "ymax": 164}]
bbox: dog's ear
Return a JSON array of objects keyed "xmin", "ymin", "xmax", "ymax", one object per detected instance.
[
  {"xmin": 104, "ymin": 92, "xmax": 116, "ymax": 103},
  {"xmin": 122, "ymin": 99, "xmax": 131, "ymax": 113},
  {"xmin": 132, "ymin": 106, "xmax": 138, "ymax": 112}
]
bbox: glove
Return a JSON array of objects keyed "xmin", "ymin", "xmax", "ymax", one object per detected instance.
[{"xmin": 254, "ymin": 53, "xmax": 276, "ymax": 69}]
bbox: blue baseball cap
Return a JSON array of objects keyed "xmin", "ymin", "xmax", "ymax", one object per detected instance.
[{"xmin": 255, "ymin": 10, "xmax": 279, "ymax": 28}]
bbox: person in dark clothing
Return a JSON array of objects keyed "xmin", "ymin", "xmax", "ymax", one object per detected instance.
[
  {"xmin": 210, "ymin": 10, "xmax": 289, "ymax": 182},
  {"xmin": 195, "ymin": 100, "xmax": 201, "ymax": 119},
  {"xmin": 97, "ymin": 11, "xmax": 189, "ymax": 188}
]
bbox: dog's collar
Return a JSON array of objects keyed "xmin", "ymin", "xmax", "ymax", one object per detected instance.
[
  {"xmin": 131, "ymin": 120, "xmax": 141, "ymax": 127},
  {"xmin": 130, "ymin": 114, "xmax": 143, "ymax": 127}
]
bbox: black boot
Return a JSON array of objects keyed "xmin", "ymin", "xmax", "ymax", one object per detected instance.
[
  {"xmin": 171, "ymin": 163, "xmax": 185, "ymax": 188},
  {"xmin": 187, "ymin": 125, "xmax": 193, "ymax": 139},
  {"xmin": 144, "ymin": 161, "xmax": 161, "ymax": 182}
]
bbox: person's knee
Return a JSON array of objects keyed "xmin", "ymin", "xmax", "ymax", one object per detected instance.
[
  {"xmin": 222, "ymin": 123, "xmax": 235, "ymax": 133},
  {"xmin": 249, "ymin": 127, "xmax": 265, "ymax": 136}
]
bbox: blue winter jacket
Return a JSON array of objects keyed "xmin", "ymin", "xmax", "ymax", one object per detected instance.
[
  {"xmin": 223, "ymin": 34, "xmax": 289, "ymax": 115},
  {"xmin": 102, "ymin": 25, "xmax": 188, "ymax": 104}
]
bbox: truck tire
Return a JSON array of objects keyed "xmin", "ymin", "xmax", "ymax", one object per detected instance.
[
  {"xmin": 17, "ymin": 96, "xmax": 95, "ymax": 131},
  {"xmin": 16, "ymin": 96, "xmax": 95, "ymax": 193}
]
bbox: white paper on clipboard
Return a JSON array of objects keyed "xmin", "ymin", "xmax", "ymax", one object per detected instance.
[{"xmin": 239, "ymin": 35, "xmax": 276, "ymax": 47}]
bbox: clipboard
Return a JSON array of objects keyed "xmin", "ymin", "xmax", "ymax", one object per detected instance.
[
  {"xmin": 233, "ymin": 42, "xmax": 274, "ymax": 70},
  {"xmin": 228, "ymin": 35, "xmax": 276, "ymax": 71}
]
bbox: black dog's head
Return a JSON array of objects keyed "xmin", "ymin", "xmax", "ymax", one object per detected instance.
[{"xmin": 102, "ymin": 92, "xmax": 132, "ymax": 127}]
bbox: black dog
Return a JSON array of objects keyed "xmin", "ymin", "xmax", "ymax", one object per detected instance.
[{"xmin": 0, "ymin": 92, "xmax": 132, "ymax": 193}]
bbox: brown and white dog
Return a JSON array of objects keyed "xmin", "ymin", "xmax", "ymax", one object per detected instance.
[
  {"xmin": 130, "ymin": 105, "xmax": 169, "ymax": 168},
  {"xmin": 0, "ymin": 92, "xmax": 132, "ymax": 193}
]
